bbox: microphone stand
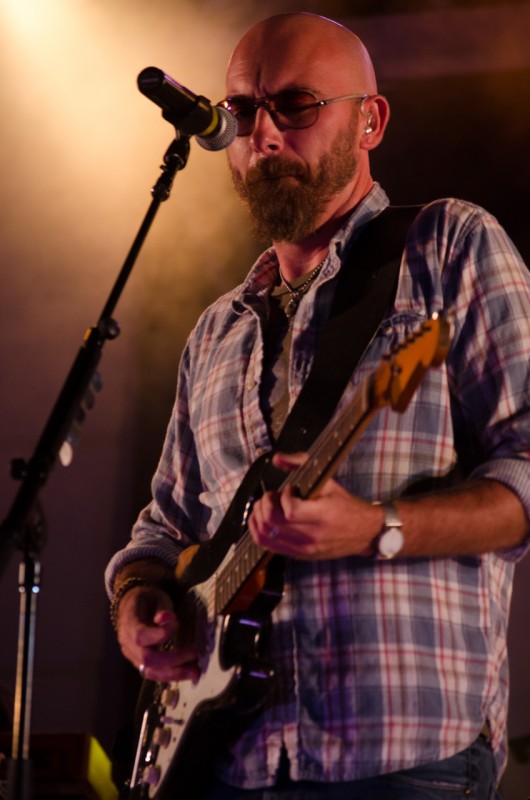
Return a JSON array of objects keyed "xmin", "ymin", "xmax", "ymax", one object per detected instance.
[{"xmin": 0, "ymin": 133, "xmax": 191, "ymax": 800}]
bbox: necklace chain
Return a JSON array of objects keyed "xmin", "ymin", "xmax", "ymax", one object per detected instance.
[{"xmin": 278, "ymin": 259, "xmax": 326, "ymax": 325}]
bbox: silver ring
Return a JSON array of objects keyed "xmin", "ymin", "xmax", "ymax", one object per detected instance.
[
  {"xmin": 268, "ymin": 527, "xmax": 280, "ymax": 540},
  {"xmin": 139, "ymin": 663, "xmax": 146, "ymax": 677}
]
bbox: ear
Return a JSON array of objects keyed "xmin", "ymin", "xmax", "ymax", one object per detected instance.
[{"xmin": 359, "ymin": 95, "xmax": 390, "ymax": 151}]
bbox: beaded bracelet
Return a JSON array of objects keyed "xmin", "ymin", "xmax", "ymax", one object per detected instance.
[{"xmin": 109, "ymin": 576, "xmax": 151, "ymax": 631}]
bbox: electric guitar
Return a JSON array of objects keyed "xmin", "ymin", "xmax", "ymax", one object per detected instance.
[{"xmin": 128, "ymin": 311, "xmax": 452, "ymax": 799}]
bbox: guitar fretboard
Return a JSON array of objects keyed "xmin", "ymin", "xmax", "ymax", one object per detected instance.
[
  {"xmin": 211, "ymin": 313, "xmax": 450, "ymax": 618},
  {"xmin": 214, "ymin": 375, "xmax": 374, "ymax": 614}
]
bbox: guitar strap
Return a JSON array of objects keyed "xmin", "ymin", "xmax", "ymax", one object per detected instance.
[
  {"xmin": 273, "ymin": 204, "xmax": 423, "ymax": 456},
  {"xmin": 124, "ymin": 205, "xmax": 424, "ymax": 788}
]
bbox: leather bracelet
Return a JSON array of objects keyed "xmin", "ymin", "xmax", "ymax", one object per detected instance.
[{"xmin": 110, "ymin": 577, "xmax": 151, "ymax": 631}]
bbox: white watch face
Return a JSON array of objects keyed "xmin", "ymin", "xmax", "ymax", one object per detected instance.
[{"xmin": 378, "ymin": 527, "xmax": 404, "ymax": 559}]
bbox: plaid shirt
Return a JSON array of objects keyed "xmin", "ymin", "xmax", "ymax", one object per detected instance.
[{"xmin": 106, "ymin": 184, "xmax": 530, "ymax": 786}]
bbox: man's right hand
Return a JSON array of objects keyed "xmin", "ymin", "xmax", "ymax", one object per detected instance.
[{"xmin": 116, "ymin": 585, "xmax": 200, "ymax": 683}]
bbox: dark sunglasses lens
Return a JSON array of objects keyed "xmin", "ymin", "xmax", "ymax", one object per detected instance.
[
  {"xmin": 222, "ymin": 98, "xmax": 256, "ymax": 135},
  {"xmin": 273, "ymin": 91, "xmax": 318, "ymax": 128},
  {"xmin": 221, "ymin": 90, "xmax": 318, "ymax": 135}
]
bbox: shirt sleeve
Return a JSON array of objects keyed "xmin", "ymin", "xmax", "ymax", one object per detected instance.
[
  {"xmin": 104, "ymin": 341, "xmax": 210, "ymax": 596},
  {"xmin": 440, "ymin": 202, "xmax": 530, "ymax": 559}
]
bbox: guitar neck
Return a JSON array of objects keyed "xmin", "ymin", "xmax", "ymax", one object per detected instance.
[
  {"xmin": 215, "ymin": 535, "xmax": 271, "ymax": 613},
  {"xmin": 214, "ymin": 372, "xmax": 376, "ymax": 615},
  {"xmin": 212, "ymin": 313, "xmax": 451, "ymax": 617},
  {"xmin": 287, "ymin": 373, "xmax": 376, "ymax": 500}
]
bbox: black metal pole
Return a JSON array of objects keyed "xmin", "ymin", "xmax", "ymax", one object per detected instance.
[{"xmin": 1, "ymin": 133, "xmax": 191, "ymax": 800}]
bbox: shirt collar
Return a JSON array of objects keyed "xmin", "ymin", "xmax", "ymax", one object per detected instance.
[{"xmin": 233, "ymin": 183, "xmax": 390, "ymax": 310}]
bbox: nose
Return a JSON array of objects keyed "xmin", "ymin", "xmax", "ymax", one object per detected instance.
[{"xmin": 250, "ymin": 106, "xmax": 284, "ymax": 155}]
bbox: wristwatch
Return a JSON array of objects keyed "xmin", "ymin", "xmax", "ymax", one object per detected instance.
[{"xmin": 373, "ymin": 501, "xmax": 404, "ymax": 560}]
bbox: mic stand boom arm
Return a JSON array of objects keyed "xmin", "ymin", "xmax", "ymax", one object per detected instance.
[{"xmin": 0, "ymin": 134, "xmax": 190, "ymax": 800}]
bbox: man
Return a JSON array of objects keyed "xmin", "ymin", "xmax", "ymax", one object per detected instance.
[{"xmin": 106, "ymin": 12, "xmax": 530, "ymax": 799}]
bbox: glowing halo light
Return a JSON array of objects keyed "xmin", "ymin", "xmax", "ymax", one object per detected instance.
[
  {"xmin": 0, "ymin": 0, "xmax": 251, "ymax": 347},
  {"xmin": 1, "ymin": 0, "xmax": 38, "ymax": 30},
  {"xmin": 0, "ymin": 0, "xmax": 72, "ymax": 40}
]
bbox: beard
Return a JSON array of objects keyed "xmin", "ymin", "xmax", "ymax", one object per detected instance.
[{"xmin": 229, "ymin": 115, "xmax": 360, "ymax": 243}]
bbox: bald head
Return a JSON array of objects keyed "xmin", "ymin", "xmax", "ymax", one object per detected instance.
[
  {"xmin": 226, "ymin": 13, "xmax": 377, "ymax": 97},
  {"xmin": 224, "ymin": 12, "xmax": 389, "ymax": 248}
]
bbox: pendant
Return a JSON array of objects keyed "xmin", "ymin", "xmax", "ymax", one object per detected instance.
[{"xmin": 285, "ymin": 294, "xmax": 301, "ymax": 320}]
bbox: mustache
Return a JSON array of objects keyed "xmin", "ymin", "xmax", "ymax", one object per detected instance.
[{"xmin": 246, "ymin": 157, "xmax": 311, "ymax": 185}]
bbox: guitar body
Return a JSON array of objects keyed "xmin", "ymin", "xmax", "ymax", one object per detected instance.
[
  {"xmin": 127, "ymin": 313, "xmax": 452, "ymax": 799},
  {"xmin": 129, "ymin": 528, "xmax": 283, "ymax": 799}
]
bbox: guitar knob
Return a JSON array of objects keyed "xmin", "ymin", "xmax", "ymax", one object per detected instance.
[
  {"xmin": 142, "ymin": 765, "xmax": 161, "ymax": 786},
  {"xmin": 152, "ymin": 726, "xmax": 172, "ymax": 748},
  {"xmin": 160, "ymin": 686, "xmax": 179, "ymax": 708}
]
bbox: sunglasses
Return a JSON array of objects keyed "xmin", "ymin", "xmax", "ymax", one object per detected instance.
[{"xmin": 219, "ymin": 89, "xmax": 369, "ymax": 137}]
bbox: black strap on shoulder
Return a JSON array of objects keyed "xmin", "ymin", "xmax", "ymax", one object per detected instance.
[{"xmin": 274, "ymin": 204, "xmax": 422, "ymax": 454}]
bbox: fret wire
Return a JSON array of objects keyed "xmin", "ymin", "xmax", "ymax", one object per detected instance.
[
  {"xmin": 193, "ymin": 361, "xmax": 392, "ymax": 622},
  {"xmin": 214, "ymin": 532, "xmax": 266, "ymax": 613},
  {"xmin": 293, "ymin": 378, "xmax": 371, "ymax": 498},
  {"xmin": 212, "ymin": 375, "xmax": 374, "ymax": 611}
]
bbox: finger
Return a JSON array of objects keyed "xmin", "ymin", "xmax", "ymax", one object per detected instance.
[
  {"xmin": 254, "ymin": 490, "xmax": 283, "ymax": 524},
  {"xmin": 153, "ymin": 608, "xmax": 179, "ymax": 630},
  {"xmin": 248, "ymin": 492, "xmax": 286, "ymax": 545},
  {"xmin": 272, "ymin": 451, "xmax": 308, "ymax": 472},
  {"xmin": 279, "ymin": 486, "xmax": 319, "ymax": 520},
  {"xmin": 141, "ymin": 646, "xmax": 200, "ymax": 683},
  {"xmin": 118, "ymin": 614, "xmax": 178, "ymax": 663},
  {"xmin": 118, "ymin": 588, "xmax": 177, "ymax": 641},
  {"xmin": 135, "ymin": 622, "xmax": 176, "ymax": 649},
  {"xmin": 142, "ymin": 661, "xmax": 199, "ymax": 683}
]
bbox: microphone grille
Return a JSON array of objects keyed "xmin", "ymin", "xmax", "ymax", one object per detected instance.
[{"xmin": 196, "ymin": 106, "xmax": 238, "ymax": 151}]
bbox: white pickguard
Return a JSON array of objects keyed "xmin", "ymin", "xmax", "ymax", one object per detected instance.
[{"xmin": 131, "ymin": 547, "xmax": 247, "ymax": 798}]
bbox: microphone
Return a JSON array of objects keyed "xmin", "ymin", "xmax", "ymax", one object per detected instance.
[{"xmin": 137, "ymin": 66, "xmax": 237, "ymax": 151}]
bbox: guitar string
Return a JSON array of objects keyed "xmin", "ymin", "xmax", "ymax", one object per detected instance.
[
  {"xmin": 202, "ymin": 384, "xmax": 372, "ymax": 616},
  {"xmin": 189, "ymin": 321, "xmax": 439, "ymax": 625},
  {"xmin": 197, "ymin": 321, "xmax": 437, "ymax": 620}
]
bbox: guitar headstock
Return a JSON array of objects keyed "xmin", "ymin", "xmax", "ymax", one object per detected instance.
[{"xmin": 373, "ymin": 311, "xmax": 452, "ymax": 412}]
